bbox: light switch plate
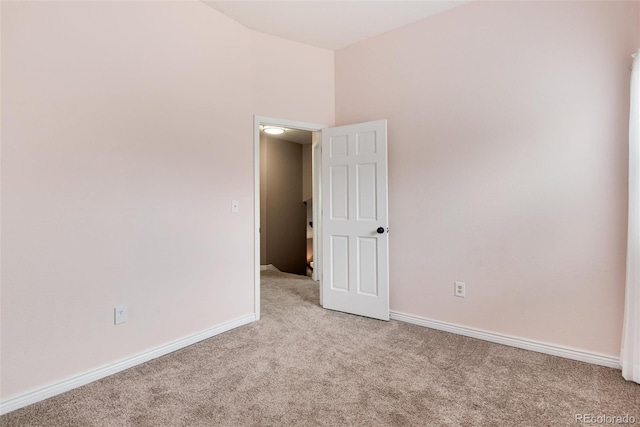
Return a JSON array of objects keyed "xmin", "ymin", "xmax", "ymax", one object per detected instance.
[
  {"xmin": 231, "ymin": 200, "xmax": 239, "ymax": 213},
  {"xmin": 114, "ymin": 305, "xmax": 128, "ymax": 325}
]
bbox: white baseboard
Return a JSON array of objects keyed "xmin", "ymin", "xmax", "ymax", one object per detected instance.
[
  {"xmin": 390, "ymin": 311, "xmax": 620, "ymax": 369},
  {"xmin": 2, "ymin": 311, "xmax": 620, "ymax": 415},
  {"xmin": 0, "ymin": 314, "xmax": 256, "ymax": 415}
]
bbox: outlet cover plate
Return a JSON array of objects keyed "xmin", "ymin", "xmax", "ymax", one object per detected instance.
[{"xmin": 455, "ymin": 282, "xmax": 466, "ymax": 298}]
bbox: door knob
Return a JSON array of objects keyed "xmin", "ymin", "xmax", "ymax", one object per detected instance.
[{"xmin": 376, "ymin": 227, "xmax": 385, "ymax": 234}]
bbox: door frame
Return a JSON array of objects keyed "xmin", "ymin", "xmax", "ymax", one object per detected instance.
[{"xmin": 253, "ymin": 115, "xmax": 327, "ymax": 320}]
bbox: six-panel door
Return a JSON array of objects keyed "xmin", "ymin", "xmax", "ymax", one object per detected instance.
[{"xmin": 321, "ymin": 120, "xmax": 389, "ymax": 321}]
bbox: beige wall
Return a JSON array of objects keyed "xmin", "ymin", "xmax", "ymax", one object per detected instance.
[
  {"xmin": 252, "ymin": 32, "xmax": 335, "ymax": 127},
  {"xmin": 262, "ymin": 137, "xmax": 307, "ymax": 275},
  {"xmin": 1, "ymin": 1, "xmax": 334, "ymax": 400},
  {"xmin": 336, "ymin": 0, "xmax": 638, "ymax": 357}
]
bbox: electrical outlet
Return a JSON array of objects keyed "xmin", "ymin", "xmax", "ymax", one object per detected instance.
[
  {"xmin": 454, "ymin": 282, "xmax": 466, "ymax": 298},
  {"xmin": 114, "ymin": 305, "xmax": 128, "ymax": 325}
]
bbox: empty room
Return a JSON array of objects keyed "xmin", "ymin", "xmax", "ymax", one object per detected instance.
[{"xmin": 2, "ymin": 0, "xmax": 640, "ymax": 425}]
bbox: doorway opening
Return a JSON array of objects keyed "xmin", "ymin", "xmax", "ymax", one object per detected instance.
[
  {"xmin": 254, "ymin": 116, "xmax": 326, "ymax": 320},
  {"xmin": 260, "ymin": 127, "xmax": 313, "ymax": 276}
]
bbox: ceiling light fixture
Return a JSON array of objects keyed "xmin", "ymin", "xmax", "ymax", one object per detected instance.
[{"xmin": 263, "ymin": 126, "xmax": 286, "ymax": 135}]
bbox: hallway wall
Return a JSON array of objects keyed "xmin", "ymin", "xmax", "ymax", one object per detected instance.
[{"xmin": 261, "ymin": 136, "xmax": 307, "ymax": 275}]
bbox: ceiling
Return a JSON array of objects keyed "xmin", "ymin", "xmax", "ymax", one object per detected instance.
[
  {"xmin": 261, "ymin": 127, "xmax": 313, "ymax": 144},
  {"xmin": 202, "ymin": 1, "xmax": 469, "ymax": 51}
]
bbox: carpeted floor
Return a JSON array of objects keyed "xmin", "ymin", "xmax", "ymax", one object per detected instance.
[{"xmin": 2, "ymin": 270, "xmax": 639, "ymax": 426}]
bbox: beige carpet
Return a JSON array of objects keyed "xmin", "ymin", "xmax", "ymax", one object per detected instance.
[{"xmin": 2, "ymin": 270, "xmax": 639, "ymax": 426}]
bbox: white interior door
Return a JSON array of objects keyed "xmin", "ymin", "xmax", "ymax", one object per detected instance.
[{"xmin": 321, "ymin": 120, "xmax": 389, "ymax": 320}]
